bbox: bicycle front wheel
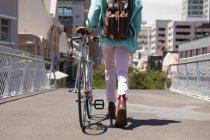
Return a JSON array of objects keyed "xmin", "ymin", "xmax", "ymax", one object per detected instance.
[{"xmin": 77, "ymin": 59, "xmax": 93, "ymax": 129}]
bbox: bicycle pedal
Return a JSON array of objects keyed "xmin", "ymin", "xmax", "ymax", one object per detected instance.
[{"xmin": 94, "ymin": 99, "xmax": 105, "ymax": 110}]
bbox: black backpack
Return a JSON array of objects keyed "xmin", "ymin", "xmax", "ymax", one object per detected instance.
[{"xmin": 102, "ymin": 0, "xmax": 130, "ymax": 40}]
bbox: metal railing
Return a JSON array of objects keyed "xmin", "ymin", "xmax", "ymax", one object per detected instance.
[
  {"xmin": 166, "ymin": 54, "xmax": 210, "ymax": 101},
  {"xmin": 0, "ymin": 45, "xmax": 56, "ymax": 99}
]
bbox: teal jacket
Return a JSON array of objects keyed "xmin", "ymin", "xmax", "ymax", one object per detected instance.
[{"xmin": 85, "ymin": 0, "xmax": 143, "ymax": 54}]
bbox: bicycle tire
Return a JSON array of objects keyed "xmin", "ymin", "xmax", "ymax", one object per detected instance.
[
  {"xmin": 84, "ymin": 60, "xmax": 93, "ymax": 119},
  {"xmin": 78, "ymin": 59, "xmax": 94, "ymax": 129},
  {"xmin": 78, "ymin": 58, "xmax": 87, "ymax": 130}
]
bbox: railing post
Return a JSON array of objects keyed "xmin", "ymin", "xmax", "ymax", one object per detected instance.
[
  {"xmin": 196, "ymin": 62, "xmax": 200, "ymax": 94},
  {"xmin": 185, "ymin": 64, "xmax": 188, "ymax": 86},
  {"xmin": 19, "ymin": 62, "xmax": 28, "ymax": 94},
  {"xmin": 3, "ymin": 56, "xmax": 13, "ymax": 98}
]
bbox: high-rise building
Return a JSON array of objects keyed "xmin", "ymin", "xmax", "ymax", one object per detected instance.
[
  {"xmin": 203, "ymin": 0, "xmax": 210, "ymax": 20},
  {"xmin": 132, "ymin": 21, "xmax": 152, "ymax": 71},
  {"xmin": 167, "ymin": 21, "xmax": 210, "ymax": 52},
  {"xmin": 151, "ymin": 20, "xmax": 171, "ymax": 56},
  {"xmin": 182, "ymin": 0, "xmax": 205, "ymax": 21}
]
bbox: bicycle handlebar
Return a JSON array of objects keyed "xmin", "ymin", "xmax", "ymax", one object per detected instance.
[
  {"xmin": 68, "ymin": 36, "xmax": 99, "ymax": 56},
  {"xmin": 69, "ymin": 36, "xmax": 82, "ymax": 49}
]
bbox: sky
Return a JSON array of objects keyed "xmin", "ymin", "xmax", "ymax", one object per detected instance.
[{"xmin": 142, "ymin": 0, "xmax": 182, "ymax": 24}]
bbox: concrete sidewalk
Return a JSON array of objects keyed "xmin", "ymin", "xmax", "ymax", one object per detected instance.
[{"xmin": 0, "ymin": 89, "xmax": 210, "ymax": 140}]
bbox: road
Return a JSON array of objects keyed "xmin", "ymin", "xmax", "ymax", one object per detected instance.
[{"xmin": 0, "ymin": 89, "xmax": 210, "ymax": 140}]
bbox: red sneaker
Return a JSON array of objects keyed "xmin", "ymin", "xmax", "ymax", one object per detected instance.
[{"xmin": 115, "ymin": 95, "xmax": 127, "ymax": 127}]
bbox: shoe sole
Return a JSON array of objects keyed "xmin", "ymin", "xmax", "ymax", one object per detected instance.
[{"xmin": 115, "ymin": 108, "xmax": 127, "ymax": 127}]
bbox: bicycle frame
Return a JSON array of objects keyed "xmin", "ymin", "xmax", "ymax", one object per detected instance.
[
  {"xmin": 69, "ymin": 29, "xmax": 104, "ymax": 130},
  {"xmin": 71, "ymin": 36, "xmax": 93, "ymax": 93}
]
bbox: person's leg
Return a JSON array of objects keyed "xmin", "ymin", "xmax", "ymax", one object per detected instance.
[
  {"xmin": 101, "ymin": 43, "xmax": 116, "ymax": 119},
  {"xmin": 101, "ymin": 43, "xmax": 116, "ymax": 103},
  {"xmin": 115, "ymin": 46, "xmax": 130, "ymax": 98},
  {"xmin": 115, "ymin": 45, "xmax": 130, "ymax": 127}
]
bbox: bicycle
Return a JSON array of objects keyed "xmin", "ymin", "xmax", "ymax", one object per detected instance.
[{"xmin": 69, "ymin": 27, "xmax": 105, "ymax": 130}]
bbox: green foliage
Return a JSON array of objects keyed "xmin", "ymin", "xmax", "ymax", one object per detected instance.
[
  {"xmin": 93, "ymin": 65, "xmax": 106, "ymax": 88},
  {"xmin": 165, "ymin": 77, "xmax": 172, "ymax": 89},
  {"xmin": 128, "ymin": 68, "xmax": 170, "ymax": 89},
  {"xmin": 93, "ymin": 65, "xmax": 171, "ymax": 89}
]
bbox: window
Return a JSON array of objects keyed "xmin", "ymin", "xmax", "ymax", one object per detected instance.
[
  {"xmin": 57, "ymin": 7, "xmax": 72, "ymax": 16},
  {"xmin": 59, "ymin": 17, "xmax": 73, "ymax": 24},
  {"xmin": 181, "ymin": 51, "xmax": 184, "ymax": 58},
  {"xmin": 202, "ymin": 47, "xmax": 207, "ymax": 54},
  {"xmin": 63, "ymin": 8, "xmax": 72, "ymax": 16},
  {"xmin": 176, "ymin": 25, "xmax": 191, "ymax": 29},
  {"xmin": 190, "ymin": 50, "xmax": 194, "ymax": 57},
  {"xmin": 0, "ymin": 18, "xmax": 10, "ymax": 41},
  {"xmin": 58, "ymin": 8, "xmax": 63, "ymax": 16},
  {"xmin": 176, "ymin": 38, "xmax": 189, "ymax": 42},
  {"xmin": 176, "ymin": 32, "xmax": 190, "ymax": 35},
  {"xmin": 185, "ymin": 51, "xmax": 188, "ymax": 58},
  {"xmin": 158, "ymin": 34, "xmax": 165, "ymax": 37},
  {"xmin": 159, "ymin": 28, "xmax": 165, "ymax": 31},
  {"xmin": 63, "ymin": 17, "xmax": 73, "ymax": 24},
  {"xmin": 196, "ymin": 48, "xmax": 200, "ymax": 55}
]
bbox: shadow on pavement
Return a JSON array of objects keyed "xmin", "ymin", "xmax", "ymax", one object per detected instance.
[
  {"xmin": 82, "ymin": 114, "xmax": 108, "ymax": 135},
  {"xmin": 125, "ymin": 117, "xmax": 181, "ymax": 130},
  {"xmin": 80, "ymin": 115, "xmax": 181, "ymax": 134}
]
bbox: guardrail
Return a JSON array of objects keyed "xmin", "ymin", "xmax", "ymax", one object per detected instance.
[
  {"xmin": 0, "ymin": 45, "xmax": 56, "ymax": 99},
  {"xmin": 166, "ymin": 54, "xmax": 210, "ymax": 101}
]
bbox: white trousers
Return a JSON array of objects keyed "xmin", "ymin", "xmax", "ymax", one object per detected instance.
[{"xmin": 101, "ymin": 43, "xmax": 130, "ymax": 103}]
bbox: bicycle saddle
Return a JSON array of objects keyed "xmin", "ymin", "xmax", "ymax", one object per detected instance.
[{"xmin": 76, "ymin": 27, "xmax": 91, "ymax": 36}]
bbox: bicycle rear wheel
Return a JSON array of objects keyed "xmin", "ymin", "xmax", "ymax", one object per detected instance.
[{"xmin": 77, "ymin": 59, "xmax": 93, "ymax": 129}]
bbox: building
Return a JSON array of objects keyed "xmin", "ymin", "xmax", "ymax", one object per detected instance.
[
  {"xmin": 151, "ymin": 20, "xmax": 171, "ymax": 56},
  {"xmin": 0, "ymin": 0, "xmax": 18, "ymax": 48},
  {"xmin": 182, "ymin": 0, "xmax": 206, "ymax": 21},
  {"xmin": 57, "ymin": 0, "xmax": 101, "ymax": 87},
  {"xmin": 148, "ymin": 56, "xmax": 163, "ymax": 71},
  {"xmin": 162, "ymin": 52, "xmax": 179, "ymax": 72},
  {"xmin": 18, "ymin": 0, "xmax": 70, "ymax": 70},
  {"xmin": 132, "ymin": 21, "xmax": 152, "ymax": 71},
  {"xmin": 57, "ymin": 1, "xmax": 73, "ymax": 38},
  {"xmin": 57, "ymin": 0, "xmax": 87, "ymax": 38},
  {"xmin": 203, "ymin": 0, "xmax": 210, "ymax": 20},
  {"xmin": 167, "ymin": 21, "xmax": 210, "ymax": 52},
  {"xmin": 179, "ymin": 35, "xmax": 210, "ymax": 59},
  {"xmin": 72, "ymin": 5, "xmax": 85, "ymax": 36},
  {"xmin": 163, "ymin": 22, "xmax": 210, "ymax": 72}
]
